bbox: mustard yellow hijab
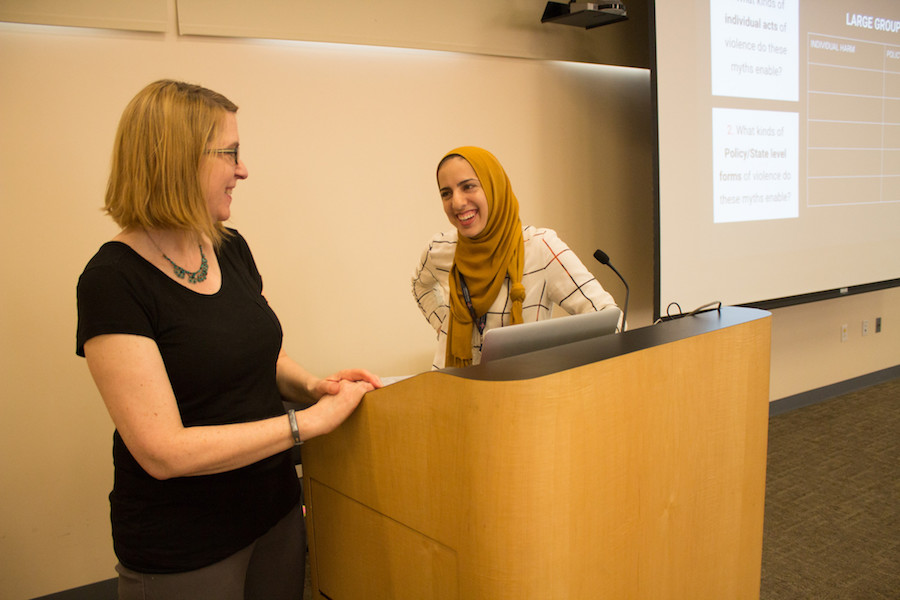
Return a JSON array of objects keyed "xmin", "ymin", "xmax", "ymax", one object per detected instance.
[{"xmin": 441, "ymin": 147, "xmax": 525, "ymax": 367}]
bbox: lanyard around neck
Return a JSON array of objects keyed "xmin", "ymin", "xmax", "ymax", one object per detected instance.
[{"xmin": 458, "ymin": 273, "xmax": 487, "ymax": 335}]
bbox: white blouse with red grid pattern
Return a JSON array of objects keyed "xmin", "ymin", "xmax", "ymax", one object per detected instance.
[{"xmin": 412, "ymin": 226, "xmax": 618, "ymax": 369}]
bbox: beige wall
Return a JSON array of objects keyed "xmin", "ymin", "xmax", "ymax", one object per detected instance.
[
  {"xmin": 768, "ymin": 287, "xmax": 899, "ymax": 400},
  {"xmin": 0, "ymin": 11, "xmax": 655, "ymax": 599},
  {"xmin": 0, "ymin": 4, "xmax": 895, "ymax": 599}
]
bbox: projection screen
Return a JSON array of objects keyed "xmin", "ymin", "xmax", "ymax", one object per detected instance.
[{"xmin": 654, "ymin": 0, "xmax": 900, "ymax": 317}]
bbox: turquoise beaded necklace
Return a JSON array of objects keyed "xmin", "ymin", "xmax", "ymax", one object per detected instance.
[
  {"xmin": 163, "ymin": 245, "xmax": 208, "ymax": 284},
  {"xmin": 147, "ymin": 231, "xmax": 209, "ymax": 284}
]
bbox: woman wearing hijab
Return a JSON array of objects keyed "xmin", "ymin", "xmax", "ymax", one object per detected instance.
[{"xmin": 412, "ymin": 146, "xmax": 618, "ymax": 369}]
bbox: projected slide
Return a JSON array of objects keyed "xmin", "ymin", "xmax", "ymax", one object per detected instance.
[
  {"xmin": 656, "ymin": 0, "xmax": 900, "ymax": 312},
  {"xmin": 710, "ymin": 0, "xmax": 799, "ymax": 102},
  {"xmin": 711, "ymin": 0, "xmax": 800, "ymax": 223},
  {"xmin": 712, "ymin": 107, "xmax": 798, "ymax": 223},
  {"xmin": 807, "ymin": 31, "xmax": 900, "ymax": 207}
]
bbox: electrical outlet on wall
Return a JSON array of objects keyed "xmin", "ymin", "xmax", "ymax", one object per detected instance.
[
  {"xmin": 841, "ymin": 323, "xmax": 848, "ymax": 342},
  {"xmin": 862, "ymin": 320, "xmax": 869, "ymax": 336}
]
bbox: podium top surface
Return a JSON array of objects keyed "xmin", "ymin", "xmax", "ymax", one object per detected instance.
[{"xmin": 440, "ymin": 306, "xmax": 770, "ymax": 382}]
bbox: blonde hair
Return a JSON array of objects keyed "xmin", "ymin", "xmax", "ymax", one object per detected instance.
[{"xmin": 104, "ymin": 80, "xmax": 238, "ymax": 247}]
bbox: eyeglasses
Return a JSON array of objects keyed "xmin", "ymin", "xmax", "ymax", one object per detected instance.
[{"xmin": 205, "ymin": 147, "xmax": 239, "ymax": 165}]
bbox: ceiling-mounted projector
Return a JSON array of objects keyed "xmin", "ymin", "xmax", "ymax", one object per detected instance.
[{"xmin": 541, "ymin": 2, "xmax": 627, "ymax": 29}]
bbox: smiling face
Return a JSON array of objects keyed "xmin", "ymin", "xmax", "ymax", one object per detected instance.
[
  {"xmin": 200, "ymin": 111, "xmax": 248, "ymax": 223},
  {"xmin": 438, "ymin": 156, "xmax": 489, "ymax": 238}
]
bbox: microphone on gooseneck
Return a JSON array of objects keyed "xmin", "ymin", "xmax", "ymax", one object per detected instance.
[{"xmin": 593, "ymin": 249, "xmax": 629, "ymax": 332}]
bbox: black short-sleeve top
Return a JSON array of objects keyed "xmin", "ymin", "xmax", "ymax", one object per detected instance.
[{"xmin": 76, "ymin": 229, "xmax": 300, "ymax": 573}]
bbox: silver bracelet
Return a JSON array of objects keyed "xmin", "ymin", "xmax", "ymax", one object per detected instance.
[{"xmin": 287, "ymin": 409, "xmax": 303, "ymax": 446}]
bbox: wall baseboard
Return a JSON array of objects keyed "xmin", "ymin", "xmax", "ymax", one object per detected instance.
[{"xmin": 770, "ymin": 365, "xmax": 900, "ymax": 417}]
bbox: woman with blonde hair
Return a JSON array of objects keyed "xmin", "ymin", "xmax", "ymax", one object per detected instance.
[
  {"xmin": 412, "ymin": 146, "xmax": 619, "ymax": 368},
  {"xmin": 77, "ymin": 79, "xmax": 380, "ymax": 599}
]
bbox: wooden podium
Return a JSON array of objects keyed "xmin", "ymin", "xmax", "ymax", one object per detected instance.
[{"xmin": 301, "ymin": 307, "xmax": 772, "ymax": 599}]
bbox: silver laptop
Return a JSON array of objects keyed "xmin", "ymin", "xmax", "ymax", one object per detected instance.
[{"xmin": 480, "ymin": 307, "xmax": 621, "ymax": 363}]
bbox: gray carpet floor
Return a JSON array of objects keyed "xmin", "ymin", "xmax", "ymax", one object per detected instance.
[{"xmin": 760, "ymin": 378, "xmax": 899, "ymax": 599}]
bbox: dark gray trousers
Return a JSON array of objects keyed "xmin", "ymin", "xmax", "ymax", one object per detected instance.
[{"xmin": 116, "ymin": 502, "xmax": 306, "ymax": 600}]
